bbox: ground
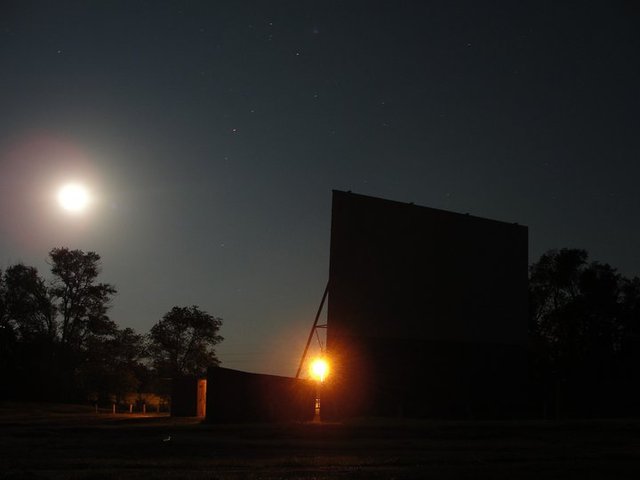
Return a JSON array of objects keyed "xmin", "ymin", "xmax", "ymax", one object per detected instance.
[{"xmin": 1, "ymin": 403, "xmax": 639, "ymax": 479}]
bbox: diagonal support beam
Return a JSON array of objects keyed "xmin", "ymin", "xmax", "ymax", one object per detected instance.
[{"xmin": 295, "ymin": 281, "xmax": 329, "ymax": 379}]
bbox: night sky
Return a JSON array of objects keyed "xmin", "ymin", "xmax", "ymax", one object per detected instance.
[{"xmin": 1, "ymin": 1, "xmax": 639, "ymax": 376}]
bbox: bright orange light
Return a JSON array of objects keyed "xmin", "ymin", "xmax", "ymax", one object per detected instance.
[{"xmin": 310, "ymin": 357, "xmax": 329, "ymax": 382}]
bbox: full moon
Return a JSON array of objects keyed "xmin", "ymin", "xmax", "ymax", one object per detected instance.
[{"xmin": 57, "ymin": 183, "xmax": 90, "ymax": 213}]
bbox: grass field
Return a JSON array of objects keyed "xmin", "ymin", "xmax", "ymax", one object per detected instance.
[{"xmin": 1, "ymin": 403, "xmax": 639, "ymax": 479}]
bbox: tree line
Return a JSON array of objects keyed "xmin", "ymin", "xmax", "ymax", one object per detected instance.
[
  {"xmin": 2, "ymin": 246, "xmax": 639, "ymax": 416},
  {"xmin": 529, "ymin": 248, "xmax": 640, "ymax": 417},
  {"xmin": 0, "ymin": 247, "xmax": 223, "ymax": 404}
]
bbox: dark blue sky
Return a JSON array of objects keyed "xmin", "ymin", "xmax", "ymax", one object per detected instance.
[{"xmin": 1, "ymin": 1, "xmax": 639, "ymax": 376}]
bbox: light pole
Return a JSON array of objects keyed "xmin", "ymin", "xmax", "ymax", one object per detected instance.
[{"xmin": 310, "ymin": 357, "xmax": 329, "ymax": 422}]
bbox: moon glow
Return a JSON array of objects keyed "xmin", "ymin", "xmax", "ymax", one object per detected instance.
[{"xmin": 57, "ymin": 183, "xmax": 90, "ymax": 213}]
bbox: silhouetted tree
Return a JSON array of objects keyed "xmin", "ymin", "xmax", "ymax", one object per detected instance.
[
  {"xmin": 1, "ymin": 249, "xmax": 154, "ymax": 403},
  {"xmin": 45, "ymin": 248, "xmax": 117, "ymax": 400},
  {"xmin": 529, "ymin": 248, "xmax": 640, "ymax": 416},
  {"xmin": 78, "ymin": 327, "xmax": 148, "ymax": 403},
  {"xmin": 0, "ymin": 268, "xmax": 12, "ymax": 342},
  {"xmin": 530, "ymin": 249, "xmax": 624, "ymax": 365},
  {"xmin": 620, "ymin": 276, "xmax": 640, "ymax": 341},
  {"xmin": 3, "ymin": 264, "xmax": 56, "ymax": 341},
  {"xmin": 0, "ymin": 269, "xmax": 16, "ymax": 399},
  {"xmin": 618, "ymin": 276, "xmax": 640, "ymax": 390},
  {"xmin": 0, "ymin": 265, "xmax": 57, "ymax": 400},
  {"xmin": 148, "ymin": 305, "xmax": 223, "ymax": 378},
  {"xmin": 48, "ymin": 248, "xmax": 117, "ymax": 350}
]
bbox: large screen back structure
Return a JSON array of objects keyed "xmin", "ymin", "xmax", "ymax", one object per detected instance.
[{"xmin": 325, "ymin": 191, "xmax": 529, "ymax": 418}]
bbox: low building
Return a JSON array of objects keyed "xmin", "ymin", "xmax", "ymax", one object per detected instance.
[
  {"xmin": 205, "ymin": 367, "xmax": 315, "ymax": 423},
  {"xmin": 171, "ymin": 376, "xmax": 207, "ymax": 417}
]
